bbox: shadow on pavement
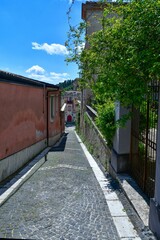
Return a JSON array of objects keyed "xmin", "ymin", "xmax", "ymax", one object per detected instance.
[
  {"xmin": 49, "ymin": 133, "xmax": 68, "ymax": 152},
  {"xmin": 119, "ymin": 174, "xmax": 150, "ymax": 205},
  {"xmin": 65, "ymin": 122, "xmax": 75, "ymax": 127}
]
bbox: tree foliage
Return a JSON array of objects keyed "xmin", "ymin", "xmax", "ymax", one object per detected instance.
[
  {"xmin": 66, "ymin": 0, "xmax": 86, "ymax": 65},
  {"xmin": 66, "ymin": 0, "xmax": 160, "ymax": 142},
  {"xmin": 80, "ymin": 0, "xmax": 160, "ymax": 106},
  {"xmin": 95, "ymin": 100, "xmax": 116, "ymax": 146},
  {"xmin": 58, "ymin": 79, "xmax": 74, "ymax": 91}
]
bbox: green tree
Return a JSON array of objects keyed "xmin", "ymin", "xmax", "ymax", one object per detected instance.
[{"xmin": 66, "ymin": 0, "xmax": 160, "ymax": 143}]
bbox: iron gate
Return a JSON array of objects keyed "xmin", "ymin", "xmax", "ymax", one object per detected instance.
[{"xmin": 130, "ymin": 80, "xmax": 159, "ymax": 198}]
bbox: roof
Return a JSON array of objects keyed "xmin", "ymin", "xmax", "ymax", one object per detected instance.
[{"xmin": 0, "ymin": 70, "xmax": 59, "ymax": 89}]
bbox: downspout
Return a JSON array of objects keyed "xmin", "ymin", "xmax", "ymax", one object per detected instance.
[
  {"xmin": 44, "ymin": 85, "xmax": 49, "ymax": 147},
  {"xmin": 46, "ymin": 90, "xmax": 49, "ymax": 146},
  {"xmin": 43, "ymin": 84, "xmax": 45, "ymax": 114}
]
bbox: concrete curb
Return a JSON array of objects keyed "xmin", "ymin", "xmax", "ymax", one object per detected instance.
[
  {"xmin": 75, "ymin": 131, "xmax": 141, "ymax": 240},
  {"xmin": 0, "ymin": 149, "xmax": 49, "ymax": 207},
  {"xmin": 116, "ymin": 174, "xmax": 150, "ymax": 226},
  {"xmin": 109, "ymin": 162, "xmax": 150, "ymax": 227},
  {"xmin": 0, "ymin": 133, "xmax": 67, "ymax": 207}
]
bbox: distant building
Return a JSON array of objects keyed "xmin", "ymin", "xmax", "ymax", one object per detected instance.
[{"xmin": 63, "ymin": 91, "xmax": 81, "ymax": 123}]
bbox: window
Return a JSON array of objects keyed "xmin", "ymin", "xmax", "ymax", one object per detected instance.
[{"xmin": 50, "ymin": 96, "xmax": 54, "ymax": 121}]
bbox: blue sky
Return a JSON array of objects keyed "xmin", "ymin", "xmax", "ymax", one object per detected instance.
[{"xmin": 0, "ymin": 0, "xmax": 86, "ymax": 84}]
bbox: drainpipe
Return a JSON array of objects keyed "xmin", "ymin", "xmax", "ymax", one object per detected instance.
[
  {"xmin": 43, "ymin": 84, "xmax": 49, "ymax": 147},
  {"xmin": 46, "ymin": 91, "xmax": 49, "ymax": 146},
  {"xmin": 43, "ymin": 84, "xmax": 45, "ymax": 114}
]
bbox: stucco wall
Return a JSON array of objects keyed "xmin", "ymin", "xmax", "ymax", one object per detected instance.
[{"xmin": 0, "ymin": 82, "xmax": 47, "ymax": 160}]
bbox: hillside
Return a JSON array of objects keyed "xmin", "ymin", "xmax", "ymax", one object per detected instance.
[{"xmin": 57, "ymin": 80, "xmax": 74, "ymax": 91}]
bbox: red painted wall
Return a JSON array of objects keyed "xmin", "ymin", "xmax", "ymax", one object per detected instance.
[{"xmin": 0, "ymin": 82, "xmax": 47, "ymax": 159}]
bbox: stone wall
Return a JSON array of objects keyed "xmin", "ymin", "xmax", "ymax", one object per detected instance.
[{"xmin": 81, "ymin": 111, "xmax": 111, "ymax": 171}]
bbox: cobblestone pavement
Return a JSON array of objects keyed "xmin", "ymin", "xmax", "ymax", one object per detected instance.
[{"xmin": 0, "ymin": 126, "xmax": 155, "ymax": 240}]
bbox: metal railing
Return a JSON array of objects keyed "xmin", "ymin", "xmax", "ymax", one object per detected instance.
[{"xmin": 130, "ymin": 80, "xmax": 159, "ymax": 198}]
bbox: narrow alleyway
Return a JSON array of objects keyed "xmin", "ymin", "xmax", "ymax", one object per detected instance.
[{"xmin": 0, "ymin": 126, "xmax": 156, "ymax": 240}]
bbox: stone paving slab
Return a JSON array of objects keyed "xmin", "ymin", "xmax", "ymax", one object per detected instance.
[
  {"xmin": 75, "ymin": 132, "xmax": 141, "ymax": 240},
  {"xmin": 0, "ymin": 147, "xmax": 50, "ymax": 206},
  {"xmin": 0, "ymin": 126, "xmax": 157, "ymax": 240},
  {"xmin": 0, "ymin": 127, "xmax": 120, "ymax": 240}
]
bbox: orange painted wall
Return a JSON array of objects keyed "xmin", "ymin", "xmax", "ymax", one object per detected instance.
[{"xmin": 0, "ymin": 82, "xmax": 47, "ymax": 160}]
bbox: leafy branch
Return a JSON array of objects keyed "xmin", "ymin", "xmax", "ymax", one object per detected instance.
[{"xmin": 66, "ymin": 0, "xmax": 160, "ymax": 143}]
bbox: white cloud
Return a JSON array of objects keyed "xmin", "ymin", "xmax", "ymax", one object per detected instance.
[
  {"xmin": 76, "ymin": 42, "xmax": 85, "ymax": 54},
  {"xmin": 26, "ymin": 65, "xmax": 45, "ymax": 75},
  {"xmin": 32, "ymin": 42, "xmax": 69, "ymax": 55},
  {"xmin": 26, "ymin": 65, "xmax": 70, "ymax": 84},
  {"xmin": 50, "ymin": 72, "xmax": 69, "ymax": 79}
]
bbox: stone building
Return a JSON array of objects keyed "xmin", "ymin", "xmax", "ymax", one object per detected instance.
[{"xmin": 63, "ymin": 91, "xmax": 81, "ymax": 123}]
